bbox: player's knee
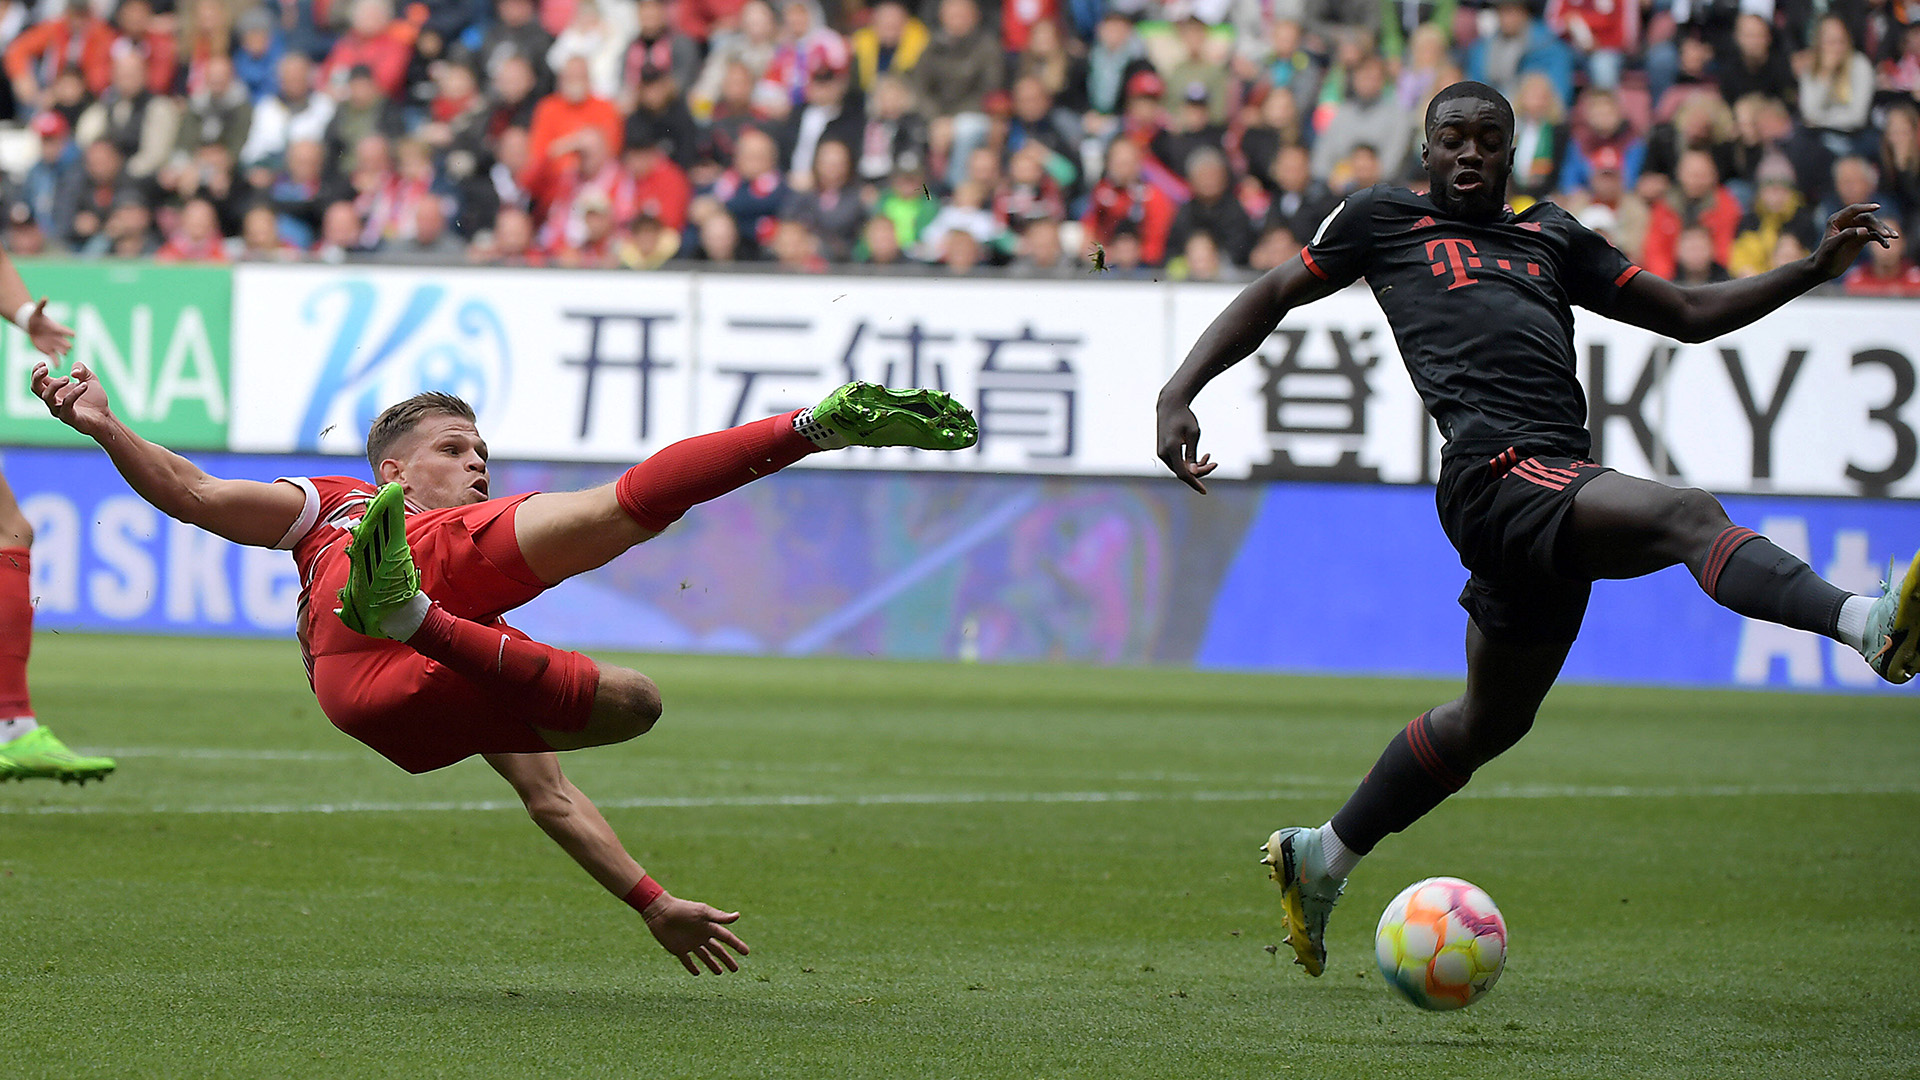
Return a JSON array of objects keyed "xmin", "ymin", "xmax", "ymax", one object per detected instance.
[
  {"xmin": 1663, "ymin": 487, "xmax": 1731, "ymax": 548},
  {"xmin": 597, "ymin": 667, "xmax": 663, "ymax": 740}
]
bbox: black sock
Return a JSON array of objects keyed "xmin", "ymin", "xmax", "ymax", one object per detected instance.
[
  {"xmin": 1329, "ymin": 712, "xmax": 1472, "ymax": 856},
  {"xmin": 1698, "ymin": 527, "xmax": 1849, "ymax": 638}
]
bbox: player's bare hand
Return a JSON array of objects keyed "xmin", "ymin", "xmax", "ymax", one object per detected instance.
[
  {"xmin": 30, "ymin": 359, "xmax": 112, "ymax": 435},
  {"xmin": 641, "ymin": 893, "xmax": 750, "ymax": 975},
  {"xmin": 1813, "ymin": 203, "xmax": 1900, "ymax": 279},
  {"xmin": 23, "ymin": 299, "xmax": 74, "ymax": 359},
  {"xmin": 1156, "ymin": 402, "xmax": 1218, "ymax": 494}
]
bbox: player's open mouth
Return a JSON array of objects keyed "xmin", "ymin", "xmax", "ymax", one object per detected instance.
[
  {"xmin": 471, "ymin": 479, "xmax": 489, "ymax": 497},
  {"xmin": 1453, "ymin": 172, "xmax": 1484, "ymax": 193}
]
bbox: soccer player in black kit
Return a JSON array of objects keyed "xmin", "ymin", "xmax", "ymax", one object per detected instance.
[{"xmin": 1155, "ymin": 82, "xmax": 1920, "ymax": 977}]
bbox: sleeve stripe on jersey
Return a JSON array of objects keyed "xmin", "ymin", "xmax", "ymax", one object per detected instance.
[
  {"xmin": 272, "ymin": 477, "xmax": 322, "ymax": 551},
  {"xmin": 1614, "ymin": 265, "xmax": 1643, "ymax": 287},
  {"xmin": 1301, "ymin": 248, "xmax": 1328, "ymax": 280}
]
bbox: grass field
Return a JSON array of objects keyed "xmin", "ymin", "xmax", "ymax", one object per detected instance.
[{"xmin": 3, "ymin": 635, "xmax": 1917, "ymax": 1079}]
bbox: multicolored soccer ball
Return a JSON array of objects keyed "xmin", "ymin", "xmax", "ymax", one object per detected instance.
[{"xmin": 1374, "ymin": 877, "xmax": 1507, "ymax": 1010}]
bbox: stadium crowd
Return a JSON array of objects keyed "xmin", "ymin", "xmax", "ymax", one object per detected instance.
[{"xmin": 0, "ymin": 0, "xmax": 1917, "ymax": 291}]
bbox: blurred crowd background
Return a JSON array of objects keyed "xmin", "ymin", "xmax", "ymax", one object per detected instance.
[{"xmin": 0, "ymin": 0, "xmax": 1916, "ymax": 292}]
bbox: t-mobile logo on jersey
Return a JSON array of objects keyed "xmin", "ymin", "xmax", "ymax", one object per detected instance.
[{"xmin": 1425, "ymin": 238, "xmax": 1540, "ymax": 290}]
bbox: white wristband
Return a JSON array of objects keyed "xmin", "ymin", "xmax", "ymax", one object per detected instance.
[{"xmin": 11, "ymin": 301, "xmax": 35, "ymax": 330}]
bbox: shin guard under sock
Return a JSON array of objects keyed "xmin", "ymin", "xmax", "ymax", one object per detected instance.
[
  {"xmin": 407, "ymin": 605, "xmax": 599, "ymax": 732},
  {"xmin": 616, "ymin": 411, "xmax": 818, "ymax": 532},
  {"xmin": 0, "ymin": 547, "xmax": 32, "ymax": 719},
  {"xmin": 1698, "ymin": 526, "xmax": 1850, "ymax": 638},
  {"xmin": 1329, "ymin": 712, "xmax": 1471, "ymax": 856}
]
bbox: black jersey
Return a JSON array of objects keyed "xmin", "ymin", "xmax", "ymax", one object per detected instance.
[{"xmin": 1300, "ymin": 184, "xmax": 1642, "ymax": 465}]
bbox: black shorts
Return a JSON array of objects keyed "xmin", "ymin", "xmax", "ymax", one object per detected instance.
[{"xmin": 1436, "ymin": 449, "xmax": 1613, "ymax": 644}]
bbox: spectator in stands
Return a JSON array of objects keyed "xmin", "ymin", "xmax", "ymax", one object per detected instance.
[
  {"xmin": 697, "ymin": 61, "xmax": 764, "ymax": 179},
  {"xmin": 1097, "ymin": 219, "xmax": 1146, "ymax": 277},
  {"xmin": 175, "ymin": 53, "xmax": 254, "ymax": 165},
  {"xmin": 677, "ymin": 0, "xmax": 748, "ymax": 44},
  {"xmin": 156, "ymin": 196, "xmax": 229, "ymax": 262},
  {"xmin": 90, "ymin": 0, "xmax": 178, "ymax": 100},
  {"xmin": 779, "ymin": 138, "xmax": 862, "ymax": 259},
  {"xmin": 1877, "ymin": 102, "xmax": 1920, "ymax": 231},
  {"xmin": 1579, "ymin": 145, "xmax": 1650, "ymax": 261},
  {"xmin": 1843, "ymin": 229, "xmax": 1920, "ymax": 295},
  {"xmin": 1168, "ymin": 147, "xmax": 1253, "ymax": 267},
  {"xmin": 1547, "ymin": 0, "xmax": 1638, "ymax": 90},
  {"xmin": 692, "ymin": 204, "xmax": 743, "ymax": 261},
  {"xmin": 266, "ymin": 138, "xmax": 342, "ymax": 246},
  {"xmin": 689, "ymin": 0, "xmax": 779, "ymax": 117},
  {"xmin": 471, "ymin": 204, "xmax": 544, "ymax": 264},
  {"xmin": 1717, "ymin": 13, "xmax": 1794, "ymax": 111},
  {"xmin": 1800, "ymin": 16, "xmax": 1875, "ymax": 158},
  {"xmin": 1162, "ymin": 14, "xmax": 1228, "ymax": 126},
  {"xmin": 852, "ymin": 212, "xmax": 898, "ymax": 263},
  {"xmin": 87, "ymin": 197, "xmax": 155, "ymax": 258},
  {"xmin": 242, "ymin": 53, "xmax": 335, "ymax": 174},
  {"xmin": 619, "ymin": 208, "xmax": 682, "ymax": 268},
  {"xmin": 1083, "ymin": 137, "xmax": 1172, "ymax": 266},
  {"xmin": 1238, "ymin": 86, "xmax": 1307, "ymax": 193},
  {"xmin": 913, "ymin": 0, "xmax": 1002, "ymax": 189},
  {"xmin": 476, "ymin": 0, "xmax": 555, "ymax": 97},
  {"xmin": 1671, "ymin": 223, "xmax": 1729, "ymax": 284},
  {"xmin": 1005, "ymin": 74, "xmax": 1079, "ymax": 190},
  {"xmin": 1884, "ymin": 22, "xmax": 1920, "ymax": 98},
  {"xmin": 854, "ymin": 73, "xmax": 928, "ymax": 185},
  {"xmin": 1248, "ymin": 222, "xmax": 1301, "ymax": 270},
  {"xmin": 1298, "ymin": 0, "xmax": 1380, "ymax": 56},
  {"xmin": 1156, "ymin": 81, "xmax": 1227, "ymax": 177},
  {"xmin": 315, "ymin": 199, "xmax": 368, "ymax": 262},
  {"xmin": 1728, "ymin": 153, "xmax": 1814, "ymax": 278},
  {"xmin": 550, "ymin": 0, "xmax": 636, "ymax": 100},
  {"xmin": 1311, "ymin": 54, "xmax": 1408, "ymax": 183},
  {"xmin": 484, "ymin": 54, "xmax": 541, "ymax": 138},
  {"xmin": 77, "ymin": 49, "xmax": 180, "ymax": 179},
  {"xmin": 1728, "ymin": 91, "xmax": 1795, "ymax": 196},
  {"xmin": 1009, "ymin": 213, "xmax": 1069, "ymax": 272},
  {"xmin": 993, "ymin": 142, "xmax": 1065, "ymax": 228},
  {"xmin": 1510, "ymin": 71, "xmax": 1569, "ymax": 202},
  {"xmin": 872, "ymin": 149, "xmax": 936, "ymax": 251},
  {"xmin": 779, "ymin": 59, "xmax": 863, "ymax": 189},
  {"xmin": 1174, "ymin": 230, "xmax": 1222, "ymax": 281},
  {"xmin": 770, "ymin": 217, "xmax": 826, "ymax": 271},
  {"xmin": 417, "ymin": 58, "xmax": 488, "ymax": 154},
  {"xmin": 324, "ymin": 65, "xmax": 406, "ymax": 172},
  {"xmin": 851, "ymin": 0, "xmax": 926, "ymax": 94},
  {"xmin": 1261, "ymin": 142, "xmax": 1333, "ymax": 243},
  {"xmin": 708, "ymin": 125, "xmax": 787, "ymax": 255},
  {"xmin": 760, "ymin": 0, "xmax": 849, "ymax": 112},
  {"xmin": 321, "ymin": 0, "xmax": 414, "ymax": 99},
  {"xmin": 388, "ymin": 194, "xmax": 463, "ymax": 257},
  {"xmin": 168, "ymin": 141, "xmax": 251, "ymax": 238},
  {"xmin": 534, "ymin": 124, "xmax": 616, "ymax": 248},
  {"xmin": 527, "ymin": 54, "xmax": 624, "ymax": 190},
  {"xmin": 238, "ymin": 203, "xmax": 305, "ymax": 260},
  {"xmin": 44, "ymin": 65, "xmax": 94, "ymax": 136},
  {"xmin": 1012, "ymin": 16, "xmax": 1084, "ymax": 116},
  {"xmin": 19, "ymin": 112, "xmax": 77, "ymax": 231},
  {"xmin": 1258, "ymin": 19, "xmax": 1320, "ymax": 120},
  {"xmin": 613, "ymin": 131, "xmax": 692, "ymax": 232},
  {"xmin": 1818, "ymin": 154, "xmax": 1895, "ymax": 230},
  {"xmin": 233, "ymin": 7, "xmax": 285, "ymax": 102},
  {"xmin": 1466, "ymin": 0, "xmax": 1575, "ymax": 105},
  {"xmin": 1394, "ymin": 23, "xmax": 1454, "ymax": 113},
  {"xmin": 935, "ymin": 224, "xmax": 983, "ymax": 273},
  {"xmin": 1642, "ymin": 148, "xmax": 1741, "ymax": 279},
  {"xmin": 1085, "ymin": 8, "xmax": 1147, "ymax": 133},
  {"xmin": 1641, "ymin": 91, "xmax": 1737, "ymax": 198},
  {"xmin": 626, "ymin": 63, "xmax": 699, "ymax": 168},
  {"xmin": 622, "ymin": 0, "xmax": 701, "ymax": 108},
  {"xmin": 6, "ymin": 0, "xmax": 112, "ymax": 114},
  {"xmin": 1341, "ymin": 141, "xmax": 1383, "ymax": 192}
]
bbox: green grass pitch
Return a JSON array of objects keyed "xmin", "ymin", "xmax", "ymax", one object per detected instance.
[{"xmin": 4, "ymin": 635, "xmax": 1917, "ymax": 1078}]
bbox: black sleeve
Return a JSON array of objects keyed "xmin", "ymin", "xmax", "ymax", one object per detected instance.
[
  {"xmin": 1560, "ymin": 209, "xmax": 1643, "ymax": 316},
  {"xmin": 1299, "ymin": 184, "xmax": 1377, "ymax": 287}
]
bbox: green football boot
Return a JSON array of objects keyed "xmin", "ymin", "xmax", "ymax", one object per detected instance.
[
  {"xmin": 0, "ymin": 726, "xmax": 116, "ymax": 784},
  {"xmin": 334, "ymin": 482, "xmax": 422, "ymax": 640},
  {"xmin": 1261, "ymin": 826, "xmax": 1346, "ymax": 977},
  {"xmin": 1862, "ymin": 551, "xmax": 1920, "ymax": 684},
  {"xmin": 800, "ymin": 382, "xmax": 978, "ymax": 451}
]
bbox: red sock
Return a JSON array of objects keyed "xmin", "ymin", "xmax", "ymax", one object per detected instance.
[
  {"xmin": 616, "ymin": 410, "xmax": 817, "ymax": 532},
  {"xmin": 408, "ymin": 605, "xmax": 600, "ymax": 732},
  {"xmin": 0, "ymin": 547, "xmax": 32, "ymax": 718}
]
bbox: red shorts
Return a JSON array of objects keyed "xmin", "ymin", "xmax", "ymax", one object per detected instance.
[{"xmin": 307, "ymin": 494, "xmax": 599, "ymax": 773}]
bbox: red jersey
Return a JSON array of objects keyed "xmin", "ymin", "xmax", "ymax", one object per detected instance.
[{"xmin": 274, "ymin": 476, "xmax": 417, "ymax": 679}]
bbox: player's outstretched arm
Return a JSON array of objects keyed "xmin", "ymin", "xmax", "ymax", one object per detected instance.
[
  {"xmin": 485, "ymin": 752, "xmax": 750, "ymax": 976},
  {"xmin": 1156, "ymin": 256, "xmax": 1341, "ymax": 493},
  {"xmin": 1614, "ymin": 203, "xmax": 1899, "ymax": 343},
  {"xmin": 0, "ymin": 244, "xmax": 74, "ymax": 360},
  {"xmin": 31, "ymin": 360, "xmax": 304, "ymax": 547}
]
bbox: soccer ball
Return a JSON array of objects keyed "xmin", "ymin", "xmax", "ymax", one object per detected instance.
[{"xmin": 1374, "ymin": 877, "xmax": 1507, "ymax": 1011}]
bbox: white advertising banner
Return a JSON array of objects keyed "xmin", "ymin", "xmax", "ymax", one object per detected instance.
[{"xmin": 231, "ymin": 265, "xmax": 1920, "ymax": 498}]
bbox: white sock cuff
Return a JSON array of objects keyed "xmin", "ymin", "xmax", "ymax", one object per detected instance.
[
  {"xmin": 792, "ymin": 409, "xmax": 849, "ymax": 450},
  {"xmin": 1836, "ymin": 593, "xmax": 1876, "ymax": 654},
  {"xmin": 1319, "ymin": 821, "xmax": 1361, "ymax": 881},
  {"xmin": 381, "ymin": 590, "xmax": 433, "ymax": 642}
]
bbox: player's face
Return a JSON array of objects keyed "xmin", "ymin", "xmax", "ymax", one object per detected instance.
[
  {"xmin": 1423, "ymin": 100, "xmax": 1514, "ymax": 221},
  {"xmin": 385, "ymin": 414, "xmax": 491, "ymax": 509}
]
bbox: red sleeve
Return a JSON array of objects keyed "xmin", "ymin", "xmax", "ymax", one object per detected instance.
[
  {"xmin": 147, "ymin": 33, "xmax": 179, "ymax": 94},
  {"xmin": 5, "ymin": 22, "xmax": 55, "ymax": 81},
  {"xmin": 596, "ymin": 100, "xmax": 624, "ymax": 155},
  {"xmin": 1141, "ymin": 188, "xmax": 1174, "ymax": 265},
  {"xmin": 81, "ymin": 30, "xmax": 113, "ymax": 95},
  {"xmin": 373, "ymin": 37, "xmax": 412, "ymax": 97},
  {"xmin": 1640, "ymin": 203, "xmax": 1678, "ymax": 280}
]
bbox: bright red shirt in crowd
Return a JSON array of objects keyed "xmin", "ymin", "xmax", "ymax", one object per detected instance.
[{"xmin": 1641, "ymin": 187, "xmax": 1742, "ymax": 280}]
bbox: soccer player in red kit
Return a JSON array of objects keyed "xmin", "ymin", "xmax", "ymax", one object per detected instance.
[{"xmin": 33, "ymin": 360, "xmax": 976, "ymax": 974}]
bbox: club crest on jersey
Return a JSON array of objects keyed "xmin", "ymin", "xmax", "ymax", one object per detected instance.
[{"xmin": 1425, "ymin": 237, "xmax": 1541, "ymax": 290}]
